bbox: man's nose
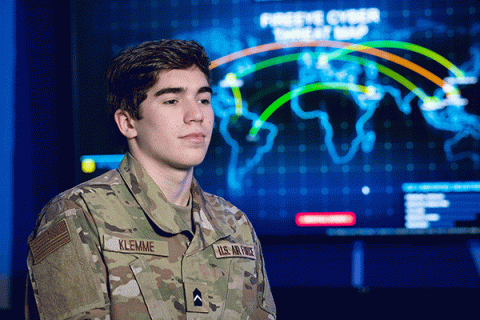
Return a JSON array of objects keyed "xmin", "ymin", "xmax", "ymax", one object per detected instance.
[{"xmin": 184, "ymin": 100, "xmax": 204, "ymax": 123}]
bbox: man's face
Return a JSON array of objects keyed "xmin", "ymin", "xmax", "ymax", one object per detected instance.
[{"xmin": 128, "ymin": 66, "xmax": 214, "ymax": 171}]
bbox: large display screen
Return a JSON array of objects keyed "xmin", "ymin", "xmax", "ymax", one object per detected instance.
[{"xmin": 73, "ymin": 0, "xmax": 480, "ymax": 236}]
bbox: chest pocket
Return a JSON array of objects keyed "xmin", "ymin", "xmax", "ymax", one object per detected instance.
[
  {"xmin": 130, "ymin": 259, "xmax": 171, "ymax": 320},
  {"xmin": 225, "ymin": 257, "xmax": 258, "ymax": 317},
  {"xmin": 211, "ymin": 243, "xmax": 258, "ymax": 317},
  {"xmin": 102, "ymin": 235, "xmax": 178, "ymax": 320}
]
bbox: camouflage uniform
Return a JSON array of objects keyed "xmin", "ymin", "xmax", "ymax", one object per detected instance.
[{"xmin": 26, "ymin": 153, "xmax": 276, "ymax": 319}]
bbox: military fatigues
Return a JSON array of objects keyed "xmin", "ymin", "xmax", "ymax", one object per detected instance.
[{"xmin": 26, "ymin": 153, "xmax": 276, "ymax": 319}]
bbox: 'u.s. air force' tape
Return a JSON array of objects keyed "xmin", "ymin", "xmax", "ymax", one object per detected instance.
[
  {"xmin": 212, "ymin": 243, "xmax": 256, "ymax": 260},
  {"xmin": 103, "ymin": 235, "xmax": 168, "ymax": 256}
]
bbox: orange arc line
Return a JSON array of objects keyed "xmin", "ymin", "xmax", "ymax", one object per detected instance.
[
  {"xmin": 357, "ymin": 47, "xmax": 445, "ymax": 88},
  {"xmin": 209, "ymin": 41, "xmax": 446, "ymax": 89},
  {"xmin": 209, "ymin": 40, "xmax": 347, "ymax": 69}
]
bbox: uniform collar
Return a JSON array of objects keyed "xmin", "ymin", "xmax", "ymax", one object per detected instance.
[
  {"xmin": 187, "ymin": 178, "xmax": 237, "ymax": 255},
  {"xmin": 118, "ymin": 153, "xmax": 236, "ymax": 248}
]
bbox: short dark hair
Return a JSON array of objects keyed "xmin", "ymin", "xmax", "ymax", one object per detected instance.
[{"xmin": 106, "ymin": 39, "xmax": 211, "ymax": 151}]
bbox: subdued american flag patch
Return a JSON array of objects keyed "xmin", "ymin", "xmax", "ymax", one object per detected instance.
[{"xmin": 30, "ymin": 219, "xmax": 71, "ymax": 264}]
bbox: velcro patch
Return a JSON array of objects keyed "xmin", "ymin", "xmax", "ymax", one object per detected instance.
[
  {"xmin": 30, "ymin": 220, "xmax": 71, "ymax": 264},
  {"xmin": 30, "ymin": 218, "xmax": 105, "ymax": 319},
  {"xmin": 103, "ymin": 235, "xmax": 169, "ymax": 256},
  {"xmin": 212, "ymin": 243, "xmax": 256, "ymax": 260}
]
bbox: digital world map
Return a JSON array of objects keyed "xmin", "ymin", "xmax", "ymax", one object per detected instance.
[{"xmin": 76, "ymin": 0, "xmax": 480, "ymax": 235}]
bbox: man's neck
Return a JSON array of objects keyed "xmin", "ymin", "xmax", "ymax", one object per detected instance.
[{"xmin": 130, "ymin": 152, "xmax": 193, "ymax": 207}]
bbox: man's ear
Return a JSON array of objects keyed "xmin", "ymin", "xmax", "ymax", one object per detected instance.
[{"xmin": 114, "ymin": 109, "xmax": 138, "ymax": 139}]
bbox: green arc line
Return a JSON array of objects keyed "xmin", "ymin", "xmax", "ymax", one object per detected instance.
[
  {"xmin": 225, "ymin": 40, "xmax": 463, "ymax": 134},
  {"xmin": 338, "ymin": 54, "xmax": 430, "ymax": 101},
  {"xmin": 231, "ymin": 52, "xmax": 433, "ymax": 133},
  {"xmin": 237, "ymin": 52, "xmax": 430, "ymax": 100},
  {"xmin": 230, "ymin": 49, "xmax": 442, "ymax": 119},
  {"xmin": 234, "ymin": 40, "xmax": 464, "ymax": 79},
  {"xmin": 249, "ymin": 82, "xmax": 370, "ymax": 137}
]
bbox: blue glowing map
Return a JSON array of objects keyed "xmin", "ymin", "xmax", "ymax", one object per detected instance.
[{"xmin": 76, "ymin": 0, "xmax": 480, "ymax": 235}]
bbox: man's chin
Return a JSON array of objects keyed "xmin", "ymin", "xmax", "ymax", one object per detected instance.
[{"xmin": 172, "ymin": 159, "xmax": 206, "ymax": 171}]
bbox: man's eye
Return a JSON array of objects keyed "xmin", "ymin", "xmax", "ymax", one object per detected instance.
[
  {"xmin": 199, "ymin": 99, "xmax": 211, "ymax": 105},
  {"xmin": 164, "ymin": 99, "xmax": 178, "ymax": 105}
]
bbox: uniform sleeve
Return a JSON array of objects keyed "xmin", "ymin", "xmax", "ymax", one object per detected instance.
[
  {"xmin": 252, "ymin": 231, "xmax": 277, "ymax": 319},
  {"xmin": 26, "ymin": 197, "xmax": 110, "ymax": 320}
]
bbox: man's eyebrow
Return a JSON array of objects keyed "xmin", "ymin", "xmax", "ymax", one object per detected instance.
[
  {"xmin": 153, "ymin": 86, "xmax": 213, "ymax": 97},
  {"xmin": 153, "ymin": 87, "xmax": 184, "ymax": 97},
  {"xmin": 198, "ymin": 86, "xmax": 213, "ymax": 94}
]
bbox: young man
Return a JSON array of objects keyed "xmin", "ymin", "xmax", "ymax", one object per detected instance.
[{"xmin": 26, "ymin": 40, "xmax": 276, "ymax": 319}]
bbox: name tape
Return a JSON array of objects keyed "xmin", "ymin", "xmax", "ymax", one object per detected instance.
[{"xmin": 103, "ymin": 235, "xmax": 168, "ymax": 256}]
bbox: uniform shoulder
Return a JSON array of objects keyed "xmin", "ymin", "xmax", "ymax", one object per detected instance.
[
  {"xmin": 49, "ymin": 169, "xmax": 121, "ymax": 203},
  {"xmin": 203, "ymin": 191, "xmax": 252, "ymax": 225},
  {"xmin": 35, "ymin": 170, "xmax": 121, "ymax": 231}
]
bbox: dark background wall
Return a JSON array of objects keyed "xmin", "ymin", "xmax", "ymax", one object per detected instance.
[{"xmin": 6, "ymin": 0, "xmax": 75, "ymax": 318}]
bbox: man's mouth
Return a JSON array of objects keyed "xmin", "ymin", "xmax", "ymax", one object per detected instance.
[{"xmin": 180, "ymin": 133, "xmax": 205, "ymax": 143}]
